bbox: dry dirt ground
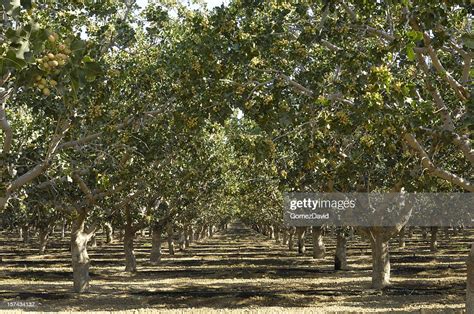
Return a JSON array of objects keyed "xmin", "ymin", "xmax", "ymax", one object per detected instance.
[{"xmin": 0, "ymin": 223, "xmax": 472, "ymax": 313}]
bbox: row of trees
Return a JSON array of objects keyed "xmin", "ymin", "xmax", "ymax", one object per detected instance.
[{"xmin": 0, "ymin": 0, "xmax": 472, "ymax": 310}]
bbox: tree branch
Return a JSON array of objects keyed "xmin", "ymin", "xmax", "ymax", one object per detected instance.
[
  {"xmin": 410, "ymin": 17, "xmax": 469, "ymax": 101},
  {"xmin": 0, "ymin": 98, "xmax": 12, "ymax": 158},
  {"xmin": 404, "ymin": 133, "xmax": 474, "ymax": 192},
  {"xmin": 321, "ymin": 39, "xmax": 341, "ymax": 52},
  {"xmin": 71, "ymin": 172, "xmax": 95, "ymax": 204},
  {"xmin": 7, "ymin": 120, "xmax": 70, "ymax": 193},
  {"xmin": 415, "ymin": 52, "xmax": 474, "ymax": 165},
  {"xmin": 461, "ymin": 52, "xmax": 472, "ymax": 85}
]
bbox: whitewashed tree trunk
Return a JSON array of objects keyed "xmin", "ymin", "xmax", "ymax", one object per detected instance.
[
  {"xmin": 71, "ymin": 211, "xmax": 91, "ymax": 293},
  {"xmin": 268, "ymin": 225, "xmax": 274, "ymax": 239},
  {"xmin": 150, "ymin": 224, "xmax": 163, "ymax": 263},
  {"xmin": 89, "ymin": 234, "xmax": 97, "ymax": 248},
  {"xmin": 312, "ymin": 226, "xmax": 325, "ymax": 259},
  {"xmin": 398, "ymin": 227, "xmax": 406, "ymax": 249},
  {"xmin": 61, "ymin": 219, "xmax": 66, "ymax": 239},
  {"xmin": 282, "ymin": 229, "xmax": 288, "ymax": 245},
  {"xmin": 430, "ymin": 226, "xmax": 438, "ymax": 252},
  {"xmin": 288, "ymin": 227, "xmax": 295, "ymax": 251},
  {"xmin": 104, "ymin": 222, "xmax": 114, "ymax": 244},
  {"xmin": 124, "ymin": 225, "xmax": 136, "ymax": 272},
  {"xmin": 178, "ymin": 229, "xmax": 185, "ymax": 251},
  {"xmin": 209, "ymin": 225, "xmax": 214, "ymax": 237},
  {"xmin": 370, "ymin": 232, "xmax": 390, "ymax": 289},
  {"xmin": 296, "ymin": 226, "xmax": 306, "ymax": 254},
  {"xmin": 167, "ymin": 224, "xmax": 175, "ymax": 255}
]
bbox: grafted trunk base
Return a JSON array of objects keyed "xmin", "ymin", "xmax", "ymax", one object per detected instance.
[
  {"xmin": 71, "ymin": 231, "xmax": 90, "ymax": 293},
  {"xmin": 371, "ymin": 235, "xmax": 390, "ymax": 290}
]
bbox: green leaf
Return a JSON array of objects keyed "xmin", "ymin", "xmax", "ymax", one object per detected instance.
[
  {"xmin": 20, "ymin": 0, "xmax": 32, "ymax": 9},
  {"xmin": 407, "ymin": 30, "xmax": 423, "ymax": 42},
  {"xmin": 406, "ymin": 43, "xmax": 415, "ymax": 61},
  {"xmin": 3, "ymin": 50, "xmax": 27, "ymax": 69},
  {"xmin": 461, "ymin": 33, "xmax": 474, "ymax": 49},
  {"xmin": 70, "ymin": 39, "xmax": 87, "ymax": 53}
]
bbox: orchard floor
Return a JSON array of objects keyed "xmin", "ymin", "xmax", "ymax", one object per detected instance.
[{"xmin": 0, "ymin": 223, "xmax": 472, "ymax": 313}]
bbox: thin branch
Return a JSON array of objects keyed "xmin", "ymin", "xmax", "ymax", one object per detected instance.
[
  {"xmin": 321, "ymin": 39, "xmax": 341, "ymax": 52},
  {"xmin": 461, "ymin": 52, "xmax": 472, "ymax": 85},
  {"xmin": 277, "ymin": 73, "xmax": 315, "ymax": 97},
  {"xmin": 341, "ymin": 2, "xmax": 395, "ymax": 42}
]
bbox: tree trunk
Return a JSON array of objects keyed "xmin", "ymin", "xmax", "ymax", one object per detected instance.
[
  {"xmin": 282, "ymin": 229, "xmax": 288, "ymax": 245},
  {"xmin": 421, "ymin": 227, "xmax": 428, "ymax": 239},
  {"xmin": 38, "ymin": 227, "xmax": 50, "ymax": 255},
  {"xmin": 209, "ymin": 225, "xmax": 214, "ymax": 237},
  {"xmin": 335, "ymin": 229, "xmax": 348, "ymax": 271},
  {"xmin": 89, "ymin": 234, "xmax": 97, "ymax": 248},
  {"xmin": 312, "ymin": 226, "xmax": 326, "ymax": 259},
  {"xmin": 189, "ymin": 226, "xmax": 194, "ymax": 243},
  {"xmin": 194, "ymin": 225, "xmax": 202, "ymax": 241},
  {"xmin": 21, "ymin": 225, "xmax": 29, "ymax": 243},
  {"xmin": 466, "ymin": 242, "xmax": 474, "ymax": 313},
  {"xmin": 201, "ymin": 224, "xmax": 208, "ymax": 239},
  {"xmin": 178, "ymin": 229, "xmax": 185, "ymax": 251},
  {"xmin": 370, "ymin": 232, "xmax": 390, "ymax": 289},
  {"xmin": 430, "ymin": 226, "xmax": 438, "ymax": 252},
  {"xmin": 61, "ymin": 219, "xmax": 66, "ymax": 239},
  {"xmin": 104, "ymin": 222, "xmax": 114, "ymax": 244},
  {"xmin": 185, "ymin": 226, "xmax": 191, "ymax": 248},
  {"xmin": 296, "ymin": 226, "xmax": 306, "ymax": 254},
  {"xmin": 288, "ymin": 227, "xmax": 295, "ymax": 251},
  {"xmin": 150, "ymin": 224, "xmax": 163, "ymax": 263},
  {"xmin": 167, "ymin": 224, "xmax": 175, "ymax": 255},
  {"xmin": 275, "ymin": 227, "xmax": 280, "ymax": 244},
  {"xmin": 398, "ymin": 227, "xmax": 406, "ymax": 249},
  {"xmin": 124, "ymin": 225, "xmax": 136, "ymax": 272},
  {"xmin": 71, "ymin": 213, "xmax": 90, "ymax": 293},
  {"xmin": 268, "ymin": 225, "xmax": 274, "ymax": 239}
]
